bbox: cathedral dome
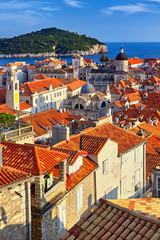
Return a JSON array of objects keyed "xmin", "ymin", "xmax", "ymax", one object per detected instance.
[
  {"xmin": 116, "ymin": 46, "xmax": 128, "ymax": 60},
  {"xmin": 81, "ymin": 83, "xmax": 95, "ymax": 94},
  {"xmin": 116, "ymin": 53, "xmax": 128, "ymax": 61}
]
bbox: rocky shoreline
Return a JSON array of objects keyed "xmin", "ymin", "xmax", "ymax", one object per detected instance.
[{"xmin": 0, "ymin": 44, "xmax": 107, "ymax": 59}]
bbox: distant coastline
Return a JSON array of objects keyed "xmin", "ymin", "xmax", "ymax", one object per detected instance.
[
  {"xmin": 0, "ymin": 44, "xmax": 107, "ymax": 59},
  {"xmin": 1, "ymin": 42, "xmax": 160, "ymax": 66}
]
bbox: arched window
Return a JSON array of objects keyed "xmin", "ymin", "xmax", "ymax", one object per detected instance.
[
  {"xmin": 75, "ymin": 104, "xmax": 78, "ymax": 109},
  {"xmin": 80, "ymin": 104, "xmax": 84, "ymax": 109},
  {"xmin": 101, "ymin": 101, "xmax": 106, "ymax": 108},
  {"xmin": 15, "ymin": 83, "xmax": 18, "ymax": 90}
]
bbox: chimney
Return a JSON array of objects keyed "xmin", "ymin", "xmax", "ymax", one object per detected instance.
[
  {"xmin": 80, "ymin": 135, "xmax": 82, "ymax": 150},
  {"xmin": 59, "ymin": 159, "xmax": 67, "ymax": 182},
  {"xmin": 52, "ymin": 125, "xmax": 70, "ymax": 146}
]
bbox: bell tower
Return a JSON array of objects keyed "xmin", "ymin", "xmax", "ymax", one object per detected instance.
[{"xmin": 6, "ymin": 69, "xmax": 19, "ymax": 110}]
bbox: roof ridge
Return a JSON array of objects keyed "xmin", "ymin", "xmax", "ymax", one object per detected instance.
[
  {"xmin": 81, "ymin": 134, "xmax": 108, "ymax": 141},
  {"xmin": 52, "ymin": 147, "xmax": 78, "ymax": 153},
  {"xmin": 33, "ymin": 147, "xmax": 42, "ymax": 175},
  {"xmin": 103, "ymin": 198, "xmax": 160, "ymax": 227}
]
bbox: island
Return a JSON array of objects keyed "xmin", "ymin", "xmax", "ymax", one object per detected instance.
[{"xmin": 0, "ymin": 27, "xmax": 107, "ymax": 58}]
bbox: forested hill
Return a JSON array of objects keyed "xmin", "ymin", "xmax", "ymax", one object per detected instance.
[{"xmin": 0, "ymin": 27, "xmax": 106, "ymax": 55}]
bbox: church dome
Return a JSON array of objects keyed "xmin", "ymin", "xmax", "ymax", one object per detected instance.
[
  {"xmin": 116, "ymin": 46, "xmax": 128, "ymax": 60},
  {"xmin": 116, "ymin": 53, "xmax": 128, "ymax": 61},
  {"xmin": 81, "ymin": 83, "xmax": 95, "ymax": 94}
]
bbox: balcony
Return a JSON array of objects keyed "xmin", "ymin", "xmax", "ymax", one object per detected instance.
[{"xmin": 1, "ymin": 125, "xmax": 34, "ymax": 142}]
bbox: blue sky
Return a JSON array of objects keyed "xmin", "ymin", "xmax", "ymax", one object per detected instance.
[{"xmin": 1, "ymin": 0, "xmax": 160, "ymax": 41}]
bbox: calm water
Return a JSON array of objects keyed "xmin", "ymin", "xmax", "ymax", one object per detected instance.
[{"xmin": 1, "ymin": 42, "xmax": 160, "ymax": 66}]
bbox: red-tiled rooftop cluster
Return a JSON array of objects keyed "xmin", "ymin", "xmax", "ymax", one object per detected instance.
[
  {"xmin": 61, "ymin": 198, "xmax": 160, "ymax": 240},
  {"xmin": 55, "ymin": 122, "xmax": 146, "ymax": 155},
  {"xmin": 0, "ymin": 165, "xmax": 30, "ymax": 187},
  {"xmin": 1, "ymin": 141, "xmax": 68, "ymax": 176},
  {"xmin": 20, "ymin": 78, "xmax": 64, "ymax": 96}
]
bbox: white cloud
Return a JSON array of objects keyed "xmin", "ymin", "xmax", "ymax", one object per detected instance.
[
  {"xmin": 102, "ymin": 3, "xmax": 152, "ymax": 15},
  {"xmin": 41, "ymin": 6, "xmax": 60, "ymax": 11},
  {"xmin": 64, "ymin": 0, "xmax": 84, "ymax": 8}
]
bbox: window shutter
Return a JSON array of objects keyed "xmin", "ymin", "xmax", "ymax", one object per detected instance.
[
  {"xmin": 134, "ymin": 149, "xmax": 137, "ymax": 162},
  {"xmin": 76, "ymin": 188, "xmax": 79, "ymax": 212},
  {"xmin": 80, "ymin": 186, "xmax": 83, "ymax": 209},
  {"xmin": 58, "ymin": 201, "xmax": 66, "ymax": 231}
]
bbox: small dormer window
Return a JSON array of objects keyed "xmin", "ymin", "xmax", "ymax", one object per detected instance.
[{"xmin": 43, "ymin": 172, "xmax": 54, "ymax": 193}]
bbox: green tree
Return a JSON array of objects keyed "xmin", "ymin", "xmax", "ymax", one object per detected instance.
[
  {"xmin": 100, "ymin": 55, "xmax": 106, "ymax": 65},
  {"xmin": 0, "ymin": 112, "xmax": 16, "ymax": 128},
  {"xmin": 104, "ymin": 56, "xmax": 109, "ymax": 63}
]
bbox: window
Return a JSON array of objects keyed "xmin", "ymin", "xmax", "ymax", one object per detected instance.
[
  {"xmin": 15, "ymin": 83, "xmax": 18, "ymax": 90},
  {"xmin": 157, "ymin": 177, "xmax": 160, "ymax": 197},
  {"xmin": 26, "ymin": 100, "xmax": 29, "ymax": 104},
  {"xmin": 103, "ymin": 160, "xmax": 108, "ymax": 174},
  {"xmin": 134, "ymin": 148, "xmax": 140, "ymax": 163},
  {"xmin": 76, "ymin": 185, "xmax": 83, "ymax": 212},
  {"xmin": 121, "ymin": 177, "xmax": 126, "ymax": 193},
  {"xmin": 46, "ymin": 95, "xmax": 48, "ymax": 100},
  {"xmin": 105, "ymin": 188, "xmax": 112, "ymax": 199},
  {"xmin": 35, "ymin": 99, "xmax": 37, "ymax": 104},
  {"xmin": 135, "ymin": 170, "xmax": 140, "ymax": 185},
  {"xmin": 58, "ymin": 201, "xmax": 66, "ymax": 231}
]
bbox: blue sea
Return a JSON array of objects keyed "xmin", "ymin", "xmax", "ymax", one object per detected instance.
[{"xmin": 1, "ymin": 42, "xmax": 160, "ymax": 66}]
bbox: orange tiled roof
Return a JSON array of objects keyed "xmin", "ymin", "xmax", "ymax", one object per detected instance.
[
  {"xmin": 58, "ymin": 78, "xmax": 86, "ymax": 91},
  {"xmin": 81, "ymin": 135, "xmax": 108, "ymax": 155},
  {"xmin": 28, "ymin": 65, "xmax": 36, "ymax": 70},
  {"xmin": 53, "ymin": 155, "xmax": 97, "ymax": 191},
  {"xmin": 128, "ymin": 58, "xmax": 144, "ymax": 65},
  {"xmin": 32, "ymin": 74, "xmax": 48, "ymax": 80},
  {"xmin": 20, "ymin": 101, "xmax": 32, "ymax": 110},
  {"xmin": 0, "ymin": 165, "xmax": 30, "ymax": 188},
  {"xmin": 21, "ymin": 109, "xmax": 71, "ymax": 137},
  {"xmin": 83, "ymin": 59, "xmax": 95, "ymax": 63},
  {"xmin": 0, "ymin": 104, "xmax": 17, "ymax": 115},
  {"xmin": 2, "ymin": 141, "xmax": 69, "ymax": 176},
  {"xmin": 52, "ymin": 147, "xmax": 87, "ymax": 164},
  {"xmin": 61, "ymin": 198, "xmax": 160, "ymax": 240},
  {"xmin": 109, "ymin": 198, "xmax": 160, "ymax": 220},
  {"xmin": 20, "ymin": 78, "xmax": 64, "ymax": 96},
  {"xmin": 54, "ymin": 122, "xmax": 146, "ymax": 155}
]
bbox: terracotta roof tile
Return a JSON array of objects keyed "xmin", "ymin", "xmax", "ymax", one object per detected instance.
[
  {"xmin": 108, "ymin": 198, "xmax": 160, "ymax": 220},
  {"xmin": 62, "ymin": 198, "xmax": 160, "ymax": 240},
  {"xmin": 0, "ymin": 104, "xmax": 17, "ymax": 115},
  {"xmin": 54, "ymin": 122, "xmax": 145, "ymax": 155},
  {"xmin": 19, "ymin": 101, "xmax": 32, "ymax": 110},
  {"xmin": 58, "ymin": 78, "xmax": 86, "ymax": 91},
  {"xmin": 20, "ymin": 77, "xmax": 64, "ymax": 96},
  {"xmin": 0, "ymin": 165, "xmax": 30, "ymax": 188},
  {"xmin": 21, "ymin": 109, "xmax": 71, "ymax": 137},
  {"xmin": 1, "ymin": 141, "xmax": 68, "ymax": 176}
]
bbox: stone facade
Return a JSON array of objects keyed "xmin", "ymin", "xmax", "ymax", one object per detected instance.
[
  {"xmin": 31, "ymin": 171, "xmax": 96, "ymax": 240},
  {"xmin": 0, "ymin": 182, "xmax": 31, "ymax": 240}
]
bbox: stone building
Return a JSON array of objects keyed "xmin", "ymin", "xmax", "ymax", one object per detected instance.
[
  {"xmin": 6, "ymin": 69, "xmax": 20, "ymax": 110},
  {"xmin": 31, "ymin": 66, "xmax": 67, "ymax": 80},
  {"xmin": 1, "ymin": 141, "xmax": 97, "ymax": 240},
  {"xmin": 20, "ymin": 78, "xmax": 68, "ymax": 114},
  {"xmin": 88, "ymin": 46, "xmax": 129, "ymax": 91},
  {"xmin": 55, "ymin": 121, "xmax": 147, "ymax": 201},
  {"xmin": 64, "ymin": 83, "xmax": 111, "ymax": 120},
  {"xmin": 0, "ymin": 142, "xmax": 33, "ymax": 240}
]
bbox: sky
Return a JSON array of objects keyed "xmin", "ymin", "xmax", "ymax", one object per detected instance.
[{"xmin": 1, "ymin": 0, "xmax": 160, "ymax": 42}]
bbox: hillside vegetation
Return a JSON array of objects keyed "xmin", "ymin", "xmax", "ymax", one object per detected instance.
[{"xmin": 0, "ymin": 27, "xmax": 106, "ymax": 54}]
